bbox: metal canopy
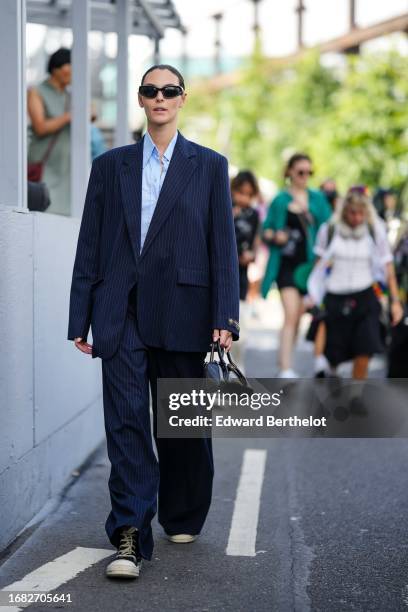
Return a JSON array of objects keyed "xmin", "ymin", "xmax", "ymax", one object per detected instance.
[{"xmin": 26, "ymin": 0, "xmax": 185, "ymax": 38}]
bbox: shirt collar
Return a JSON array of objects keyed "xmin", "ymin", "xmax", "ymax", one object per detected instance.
[{"xmin": 142, "ymin": 130, "xmax": 178, "ymax": 168}]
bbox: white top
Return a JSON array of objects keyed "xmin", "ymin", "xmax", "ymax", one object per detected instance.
[{"xmin": 313, "ymin": 220, "xmax": 393, "ymax": 295}]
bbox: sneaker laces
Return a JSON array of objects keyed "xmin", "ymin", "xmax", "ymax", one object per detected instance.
[{"xmin": 118, "ymin": 527, "xmax": 138, "ymax": 560}]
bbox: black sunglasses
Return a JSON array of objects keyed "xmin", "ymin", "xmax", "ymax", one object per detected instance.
[
  {"xmin": 295, "ymin": 169, "xmax": 314, "ymax": 177},
  {"xmin": 138, "ymin": 85, "xmax": 184, "ymax": 99}
]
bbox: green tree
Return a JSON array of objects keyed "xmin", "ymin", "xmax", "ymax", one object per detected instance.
[
  {"xmin": 320, "ymin": 51, "xmax": 408, "ymax": 193},
  {"xmin": 181, "ymin": 47, "xmax": 408, "ymax": 203}
]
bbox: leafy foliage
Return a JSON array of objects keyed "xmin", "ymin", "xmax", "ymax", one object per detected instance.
[{"xmin": 181, "ymin": 48, "xmax": 408, "ymax": 200}]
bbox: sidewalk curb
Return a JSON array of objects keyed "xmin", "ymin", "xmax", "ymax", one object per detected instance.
[{"xmin": 0, "ymin": 443, "xmax": 106, "ymax": 567}]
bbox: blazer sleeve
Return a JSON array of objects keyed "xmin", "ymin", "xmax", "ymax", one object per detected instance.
[
  {"xmin": 67, "ymin": 159, "xmax": 104, "ymax": 341},
  {"xmin": 208, "ymin": 155, "xmax": 240, "ymax": 340}
]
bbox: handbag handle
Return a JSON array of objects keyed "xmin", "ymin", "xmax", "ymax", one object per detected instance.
[
  {"xmin": 225, "ymin": 351, "xmax": 249, "ymax": 386},
  {"xmin": 209, "ymin": 340, "xmax": 248, "ymax": 386},
  {"xmin": 210, "ymin": 340, "xmax": 229, "ymax": 381}
]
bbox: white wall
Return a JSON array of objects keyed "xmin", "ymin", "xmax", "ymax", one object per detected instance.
[{"xmin": 0, "ymin": 208, "xmax": 104, "ymax": 551}]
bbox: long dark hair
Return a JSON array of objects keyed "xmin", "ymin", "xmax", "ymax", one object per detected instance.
[{"xmin": 283, "ymin": 153, "xmax": 312, "ymax": 179}]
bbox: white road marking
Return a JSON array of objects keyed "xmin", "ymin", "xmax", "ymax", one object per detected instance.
[
  {"xmin": 226, "ymin": 449, "xmax": 267, "ymax": 557},
  {"xmin": 0, "ymin": 547, "xmax": 112, "ymax": 610}
]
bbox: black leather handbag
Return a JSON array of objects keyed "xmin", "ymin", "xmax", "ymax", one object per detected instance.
[
  {"xmin": 27, "ymin": 180, "xmax": 51, "ymax": 212},
  {"xmin": 204, "ymin": 340, "xmax": 249, "ymax": 388}
]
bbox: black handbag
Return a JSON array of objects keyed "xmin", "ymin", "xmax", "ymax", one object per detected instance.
[
  {"xmin": 27, "ymin": 180, "xmax": 51, "ymax": 212},
  {"xmin": 204, "ymin": 340, "xmax": 249, "ymax": 388}
]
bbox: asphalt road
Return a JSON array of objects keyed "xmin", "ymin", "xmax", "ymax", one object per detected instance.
[{"xmin": 1, "ymin": 310, "xmax": 407, "ymax": 612}]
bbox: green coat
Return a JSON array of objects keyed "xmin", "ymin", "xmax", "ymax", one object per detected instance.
[{"xmin": 261, "ymin": 188, "xmax": 331, "ymax": 298}]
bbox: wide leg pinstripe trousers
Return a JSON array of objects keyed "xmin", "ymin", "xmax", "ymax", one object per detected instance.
[{"xmin": 102, "ymin": 307, "xmax": 213, "ymax": 560}]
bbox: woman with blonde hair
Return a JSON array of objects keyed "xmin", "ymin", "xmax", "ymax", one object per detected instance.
[{"xmin": 309, "ymin": 187, "xmax": 403, "ymax": 379}]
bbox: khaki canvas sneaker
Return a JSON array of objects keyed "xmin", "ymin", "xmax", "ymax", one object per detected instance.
[{"xmin": 106, "ymin": 526, "xmax": 142, "ymax": 579}]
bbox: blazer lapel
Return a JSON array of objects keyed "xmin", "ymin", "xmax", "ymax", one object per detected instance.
[
  {"xmin": 120, "ymin": 140, "xmax": 143, "ymax": 266},
  {"xmin": 139, "ymin": 132, "xmax": 198, "ymax": 261}
]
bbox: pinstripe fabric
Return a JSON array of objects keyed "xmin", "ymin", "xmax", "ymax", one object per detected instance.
[
  {"xmin": 102, "ymin": 312, "xmax": 158, "ymax": 559},
  {"xmin": 102, "ymin": 308, "xmax": 212, "ymax": 560},
  {"xmin": 147, "ymin": 346, "xmax": 213, "ymax": 538},
  {"xmin": 67, "ymin": 131, "xmax": 240, "ymax": 359}
]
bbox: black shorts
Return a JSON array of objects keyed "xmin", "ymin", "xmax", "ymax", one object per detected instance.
[
  {"xmin": 324, "ymin": 286, "xmax": 384, "ymax": 367},
  {"xmin": 276, "ymin": 258, "xmax": 307, "ymax": 295}
]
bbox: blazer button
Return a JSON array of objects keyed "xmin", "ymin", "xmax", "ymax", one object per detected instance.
[{"xmin": 228, "ymin": 318, "xmax": 240, "ymax": 331}]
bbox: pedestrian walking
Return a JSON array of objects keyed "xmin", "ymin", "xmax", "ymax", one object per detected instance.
[
  {"xmin": 373, "ymin": 187, "xmax": 401, "ymax": 248},
  {"xmin": 261, "ymin": 153, "xmax": 331, "ymax": 377},
  {"xmin": 308, "ymin": 188, "xmax": 403, "ymax": 379},
  {"xmin": 67, "ymin": 64, "xmax": 239, "ymax": 579},
  {"xmin": 320, "ymin": 178, "xmax": 340, "ymax": 211},
  {"xmin": 231, "ymin": 170, "xmax": 260, "ymax": 301},
  {"xmin": 27, "ymin": 48, "xmax": 71, "ymax": 216}
]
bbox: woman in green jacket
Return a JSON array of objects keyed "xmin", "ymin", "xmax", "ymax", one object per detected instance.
[{"xmin": 262, "ymin": 153, "xmax": 331, "ymax": 377}]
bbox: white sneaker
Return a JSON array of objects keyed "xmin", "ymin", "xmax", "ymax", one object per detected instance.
[
  {"xmin": 314, "ymin": 355, "xmax": 330, "ymax": 377},
  {"xmin": 106, "ymin": 526, "xmax": 142, "ymax": 579},
  {"xmin": 277, "ymin": 368, "xmax": 299, "ymax": 378},
  {"xmin": 166, "ymin": 534, "xmax": 197, "ymax": 544}
]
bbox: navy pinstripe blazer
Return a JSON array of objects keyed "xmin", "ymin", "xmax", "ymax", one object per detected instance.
[{"xmin": 67, "ymin": 131, "xmax": 240, "ymax": 359}]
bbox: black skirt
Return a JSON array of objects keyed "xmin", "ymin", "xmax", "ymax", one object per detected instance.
[{"xmin": 324, "ymin": 286, "xmax": 384, "ymax": 367}]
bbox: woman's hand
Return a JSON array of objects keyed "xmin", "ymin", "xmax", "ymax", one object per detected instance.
[
  {"xmin": 213, "ymin": 329, "xmax": 233, "ymax": 352},
  {"xmin": 274, "ymin": 230, "xmax": 289, "ymax": 246},
  {"xmin": 74, "ymin": 337, "xmax": 93, "ymax": 355},
  {"xmin": 390, "ymin": 300, "xmax": 404, "ymax": 326},
  {"xmin": 302, "ymin": 295, "xmax": 315, "ymax": 312},
  {"xmin": 239, "ymin": 250, "xmax": 255, "ymax": 266},
  {"xmin": 262, "ymin": 228, "xmax": 275, "ymax": 245}
]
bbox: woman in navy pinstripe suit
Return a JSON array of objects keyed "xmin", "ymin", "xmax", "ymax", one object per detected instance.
[{"xmin": 68, "ymin": 64, "xmax": 240, "ymax": 579}]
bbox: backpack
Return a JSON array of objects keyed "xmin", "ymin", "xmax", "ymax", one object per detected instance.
[{"xmin": 325, "ymin": 221, "xmax": 376, "ymax": 248}]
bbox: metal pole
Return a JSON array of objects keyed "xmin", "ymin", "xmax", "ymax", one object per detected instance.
[
  {"xmin": 345, "ymin": 0, "xmax": 360, "ymax": 53},
  {"xmin": 0, "ymin": 0, "xmax": 27, "ymax": 209},
  {"xmin": 252, "ymin": 0, "xmax": 261, "ymax": 36},
  {"xmin": 295, "ymin": 0, "xmax": 306, "ymax": 50},
  {"xmin": 181, "ymin": 28, "xmax": 188, "ymax": 80},
  {"xmin": 71, "ymin": 0, "xmax": 90, "ymax": 218},
  {"xmin": 115, "ymin": 0, "xmax": 130, "ymax": 147},
  {"xmin": 213, "ymin": 13, "xmax": 223, "ymax": 74},
  {"xmin": 154, "ymin": 37, "xmax": 161, "ymax": 64},
  {"xmin": 350, "ymin": 0, "xmax": 356, "ymax": 29}
]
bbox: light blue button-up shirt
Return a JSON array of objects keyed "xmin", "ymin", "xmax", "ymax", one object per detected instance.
[{"xmin": 140, "ymin": 130, "xmax": 178, "ymax": 252}]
